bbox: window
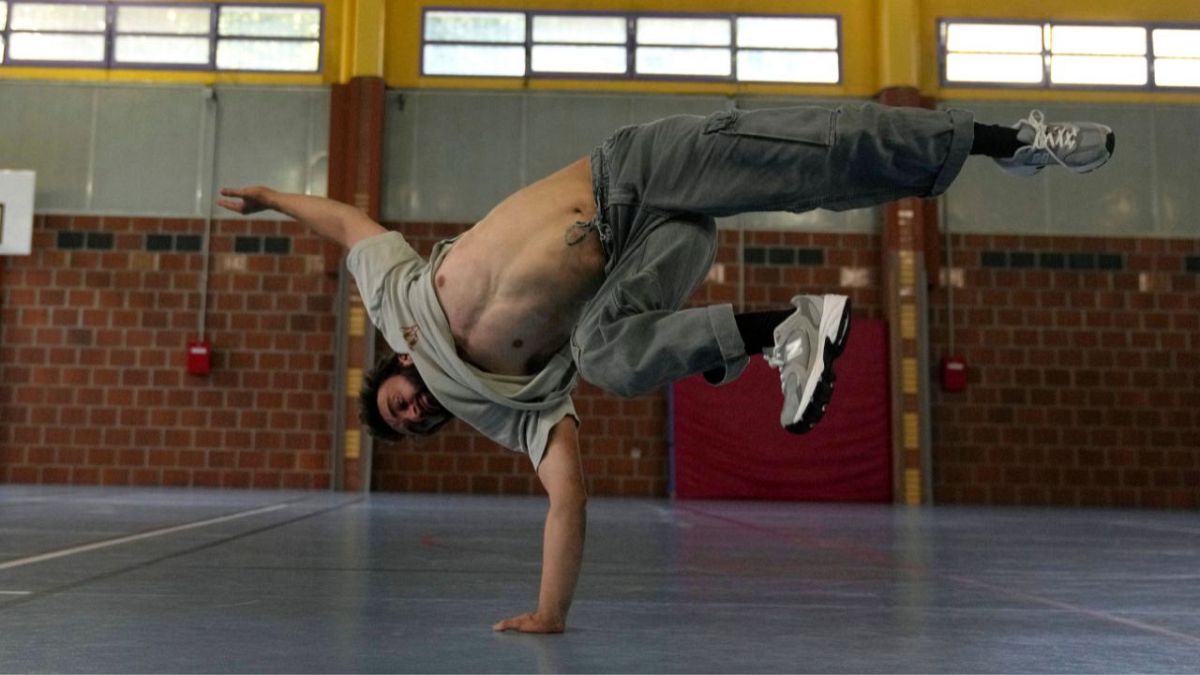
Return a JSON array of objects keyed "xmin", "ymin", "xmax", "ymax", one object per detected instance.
[
  {"xmin": 530, "ymin": 14, "xmax": 626, "ymax": 75},
  {"xmin": 420, "ymin": 9, "xmax": 841, "ymax": 84},
  {"xmin": 736, "ymin": 16, "xmax": 840, "ymax": 83},
  {"xmin": 1153, "ymin": 28, "xmax": 1200, "ymax": 87},
  {"xmin": 7, "ymin": 2, "xmax": 107, "ymax": 64},
  {"xmin": 115, "ymin": 5, "xmax": 212, "ymax": 67},
  {"xmin": 422, "ymin": 10, "xmax": 525, "ymax": 76},
  {"xmin": 635, "ymin": 17, "xmax": 732, "ymax": 77},
  {"xmin": 216, "ymin": 5, "xmax": 321, "ymax": 71},
  {"xmin": 942, "ymin": 19, "xmax": 1200, "ymax": 90},
  {"xmin": 0, "ymin": 1, "xmax": 323, "ymax": 72}
]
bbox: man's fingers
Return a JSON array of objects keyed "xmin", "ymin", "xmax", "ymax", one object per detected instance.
[
  {"xmin": 492, "ymin": 613, "xmax": 530, "ymax": 632},
  {"xmin": 215, "ymin": 198, "xmax": 244, "ymax": 213}
]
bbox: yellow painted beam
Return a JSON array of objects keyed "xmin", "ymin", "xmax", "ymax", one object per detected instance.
[
  {"xmin": 878, "ymin": 0, "xmax": 921, "ymax": 90},
  {"xmin": 342, "ymin": 0, "xmax": 385, "ymax": 81},
  {"xmin": 344, "ymin": 429, "xmax": 362, "ymax": 460},
  {"xmin": 904, "ymin": 468, "xmax": 922, "ymax": 506}
]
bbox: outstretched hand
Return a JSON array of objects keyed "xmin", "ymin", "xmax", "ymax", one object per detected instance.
[
  {"xmin": 492, "ymin": 612, "xmax": 565, "ymax": 634},
  {"xmin": 216, "ymin": 186, "xmax": 275, "ymax": 215}
]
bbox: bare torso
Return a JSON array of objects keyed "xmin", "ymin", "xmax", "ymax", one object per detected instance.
[{"xmin": 433, "ymin": 158, "xmax": 606, "ymax": 376}]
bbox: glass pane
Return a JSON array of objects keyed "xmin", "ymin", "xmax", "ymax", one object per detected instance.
[
  {"xmin": 945, "ymin": 22, "xmax": 1043, "ymax": 54},
  {"xmin": 0, "ymin": 3, "xmax": 7, "ymax": 30},
  {"xmin": 219, "ymin": 6, "xmax": 320, "ymax": 38},
  {"xmin": 636, "ymin": 46, "xmax": 730, "ymax": 76},
  {"xmin": 8, "ymin": 31, "xmax": 105, "ymax": 61},
  {"xmin": 637, "ymin": 18, "xmax": 730, "ymax": 47},
  {"xmin": 1050, "ymin": 25, "xmax": 1145, "ymax": 56},
  {"xmin": 532, "ymin": 15, "xmax": 625, "ymax": 45},
  {"xmin": 116, "ymin": 36, "xmax": 210, "ymax": 64},
  {"xmin": 1154, "ymin": 29, "xmax": 1200, "ymax": 58},
  {"xmin": 424, "ymin": 10, "xmax": 524, "ymax": 43},
  {"xmin": 422, "ymin": 44, "xmax": 525, "ymax": 76},
  {"xmin": 1155, "ymin": 58, "xmax": 1200, "ymax": 87},
  {"xmin": 1050, "ymin": 55, "xmax": 1147, "ymax": 85},
  {"xmin": 945, "ymin": 53, "xmax": 1044, "ymax": 83},
  {"xmin": 736, "ymin": 17, "xmax": 837, "ymax": 50},
  {"xmin": 531, "ymin": 45, "xmax": 626, "ymax": 73},
  {"xmin": 11, "ymin": 3, "xmax": 106, "ymax": 31},
  {"xmin": 216, "ymin": 38, "xmax": 320, "ymax": 71},
  {"xmin": 117, "ymin": 6, "xmax": 211, "ymax": 35},
  {"xmin": 737, "ymin": 50, "xmax": 838, "ymax": 83}
]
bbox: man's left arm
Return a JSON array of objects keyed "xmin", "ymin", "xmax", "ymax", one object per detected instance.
[{"xmin": 493, "ymin": 418, "xmax": 587, "ymax": 633}]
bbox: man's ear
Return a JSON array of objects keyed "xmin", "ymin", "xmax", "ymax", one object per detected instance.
[{"xmin": 397, "ymin": 353, "xmax": 414, "ymax": 367}]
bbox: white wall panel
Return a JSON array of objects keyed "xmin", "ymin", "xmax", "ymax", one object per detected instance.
[
  {"xmin": 0, "ymin": 82, "xmax": 94, "ymax": 212},
  {"xmin": 91, "ymin": 86, "xmax": 205, "ymax": 215}
]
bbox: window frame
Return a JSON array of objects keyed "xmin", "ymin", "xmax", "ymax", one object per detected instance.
[
  {"xmin": 420, "ymin": 7, "xmax": 843, "ymax": 86},
  {"xmin": 939, "ymin": 17, "xmax": 1200, "ymax": 92},
  {"xmin": 0, "ymin": 0, "xmax": 324, "ymax": 73}
]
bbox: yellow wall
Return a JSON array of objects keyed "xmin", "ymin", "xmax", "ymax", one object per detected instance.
[{"xmin": 4, "ymin": 0, "xmax": 1200, "ymax": 104}]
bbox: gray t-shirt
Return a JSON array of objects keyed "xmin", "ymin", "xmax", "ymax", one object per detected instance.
[{"xmin": 346, "ymin": 231, "xmax": 578, "ymax": 469}]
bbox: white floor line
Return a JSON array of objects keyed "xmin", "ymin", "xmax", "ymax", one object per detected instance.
[
  {"xmin": 0, "ymin": 590, "xmax": 33, "ymax": 595},
  {"xmin": 0, "ymin": 503, "xmax": 290, "ymax": 571}
]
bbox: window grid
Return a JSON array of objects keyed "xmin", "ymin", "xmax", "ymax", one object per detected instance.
[
  {"xmin": 421, "ymin": 8, "xmax": 842, "ymax": 85},
  {"xmin": 0, "ymin": 0, "xmax": 323, "ymax": 73},
  {"xmin": 940, "ymin": 18, "xmax": 1200, "ymax": 91}
]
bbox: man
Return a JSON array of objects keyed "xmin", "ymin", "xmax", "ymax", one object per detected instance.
[{"xmin": 219, "ymin": 104, "xmax": 1114, "ymax": 633}]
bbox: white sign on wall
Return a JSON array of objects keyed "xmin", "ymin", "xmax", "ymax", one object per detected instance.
[{"xmin": 0, "ymin": 170, "xmax": 36, "ymax": 256}]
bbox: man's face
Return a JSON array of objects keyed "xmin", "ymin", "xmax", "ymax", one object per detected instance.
[{"xmin": 376, "ymin": 354, "xmax": 440, "ymax": 434}]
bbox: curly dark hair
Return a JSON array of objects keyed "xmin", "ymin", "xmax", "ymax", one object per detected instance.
[{"xmin": 358, "ymin": 351, "xmax": 454, "ymax": 441}]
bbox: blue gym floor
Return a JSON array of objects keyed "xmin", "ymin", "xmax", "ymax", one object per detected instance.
[{"xmin": 1, "ymin": 486, "xmax": 1197, "ymax": 673}]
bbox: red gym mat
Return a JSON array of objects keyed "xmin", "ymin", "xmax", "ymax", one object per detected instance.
[{"xmin": 671, "ymin": 319, "xmax": 891, "ymax": 501}]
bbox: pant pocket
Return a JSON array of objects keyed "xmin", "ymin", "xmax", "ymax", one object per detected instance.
[{"xmin": 702, "ymin": 107, "xmax": 837, "ymax": 146}]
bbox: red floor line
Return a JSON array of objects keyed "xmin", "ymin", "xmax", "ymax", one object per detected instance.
[{"xmin": 676, "ymin": 504, "xmax": 1200, "ymax": 646}]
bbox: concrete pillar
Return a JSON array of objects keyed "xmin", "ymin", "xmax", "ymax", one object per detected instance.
[
  {"xmin": 877, "ymin": 0, "xmax": 934, "ymax": 506},
  {"xmin": 328, "ymin": 0, "xmax": 385, "ymax": 492}
]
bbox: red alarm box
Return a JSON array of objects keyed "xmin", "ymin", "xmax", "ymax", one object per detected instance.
[
  {"xmin": 940, "ymin": 355, "xmax": 967, "ymax": 392},
  {"xmin": 187, "ymin": 340, "xmax": 212, "ymax": 376}
]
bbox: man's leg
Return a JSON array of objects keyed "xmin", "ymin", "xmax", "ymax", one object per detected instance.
[
  {"xmin": 579, "ymin": 103, "xmax": 1113, "ymax": 432},
  {"xmin": 601, "ymin": 103, "xmax": 975, "ymax": 219},
  {"xmin": 601, "ymin": 102, "xmax": 1113, "ymax": 219},
  {"xmin": 571, "ymin": 211, "xmax": 745, "ymax": 399}
]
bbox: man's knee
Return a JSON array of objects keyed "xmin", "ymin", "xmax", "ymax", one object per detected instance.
[{"xmin": 576, "ymin": 348, "xmax": 644, "ymax": 399}]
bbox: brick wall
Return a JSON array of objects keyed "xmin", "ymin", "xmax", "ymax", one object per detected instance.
[
  {"xmin": 931, "ymin": 234, "xmax": 1200, "ymax": 508},
  {"xmin": 7, "ymin": 215, "xmax": 1194, "ymax": 507},
  {"xmin": 369, "ymin": 224, "xmax": 884, "ymax": 497},
  {"xmin": 0, "ymin": 215, "xmax": 338, "ymax": 488}
]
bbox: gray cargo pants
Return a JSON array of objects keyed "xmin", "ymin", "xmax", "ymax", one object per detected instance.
[{"xmin": 570, "ymin": 102, "xmax": 974, "ymax": 397}]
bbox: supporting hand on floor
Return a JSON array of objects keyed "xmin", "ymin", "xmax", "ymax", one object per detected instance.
[{"xmin": 492, "ymin": 611, "xmax": 565, "ymax": 634}]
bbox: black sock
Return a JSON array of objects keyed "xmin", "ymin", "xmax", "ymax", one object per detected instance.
[
  {"xmin": 970, "ymin": 123, "xmax": 1023, "ymax": 158},
  {"xmin": 702, "ymin": 309, "xmax": 792, "ymax": 384},
  {"xmin": 735, "ymin": 310, "xmax": 793, "ymax": 355}
]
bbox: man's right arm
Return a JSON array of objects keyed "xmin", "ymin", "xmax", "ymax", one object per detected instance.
[{"xmin": 217, "ymin": 186, "xmax": 386, "ymax": 251}]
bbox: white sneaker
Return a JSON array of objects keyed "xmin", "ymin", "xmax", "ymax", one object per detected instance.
[
  {"xmin": 994, "ymin": 109, "xmax": 1115, "ymax": 177},
  {"xmin": 766, "ymin": 295, "xmax": 852, "ymax": 434}
]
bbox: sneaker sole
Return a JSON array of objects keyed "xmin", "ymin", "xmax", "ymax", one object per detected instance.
[{"xmin": 785, "ymin": 295, "xmax": 852, "ymax": 434}]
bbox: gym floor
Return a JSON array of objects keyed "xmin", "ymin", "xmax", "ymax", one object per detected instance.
[{"xmin": 1, "ymin": 486, "xmax": 1197, "ymax": 673}]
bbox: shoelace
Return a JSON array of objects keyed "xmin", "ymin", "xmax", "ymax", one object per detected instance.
[
  {"xmin": 1024, "ymin": 109, "xmax": 1080, "ymax": 172},
  {"xmin": 766, "ymin": 346, "xmax": 785, "ymax": 370}
]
